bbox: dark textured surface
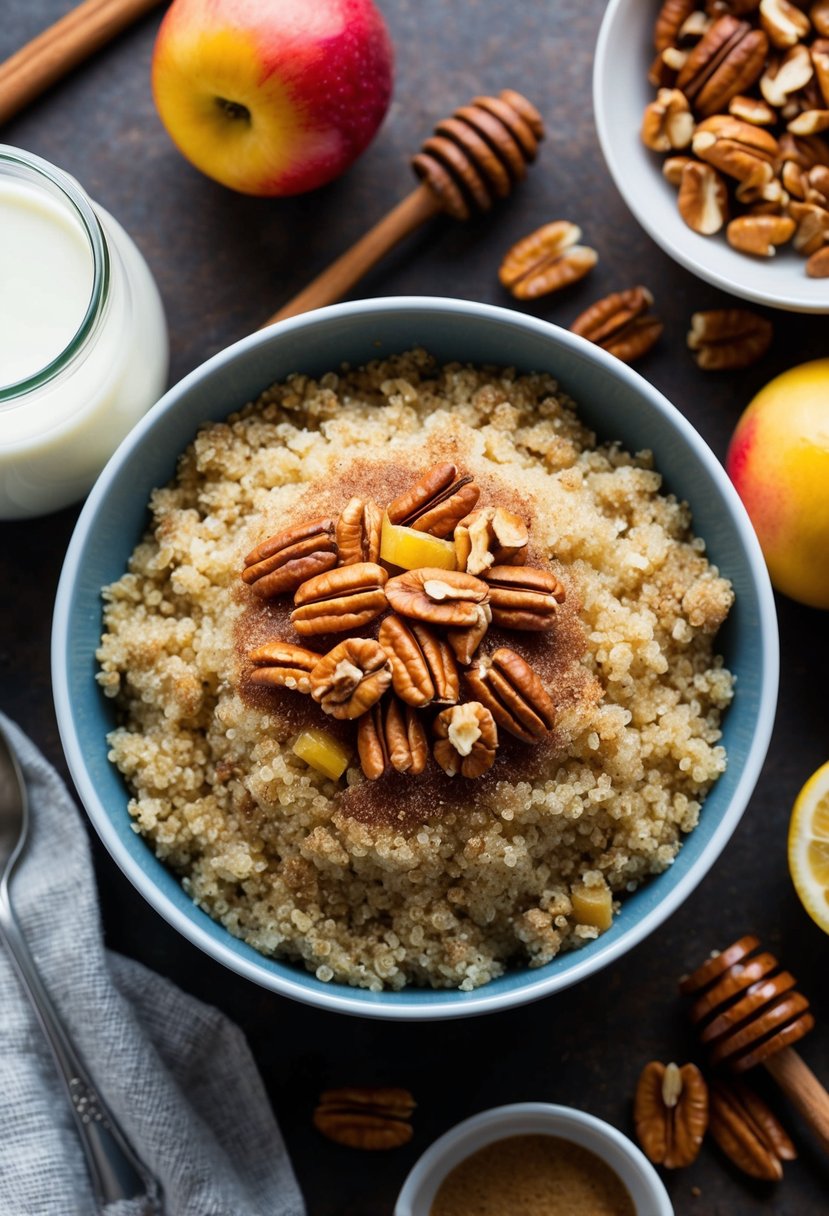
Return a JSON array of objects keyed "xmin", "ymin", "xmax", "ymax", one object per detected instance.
[{"xmin": 1, "ymin": 2, "xmax": 828, "ymax": 1213}]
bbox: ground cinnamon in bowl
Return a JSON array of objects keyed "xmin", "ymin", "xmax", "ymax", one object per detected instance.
[{"xmin": 429, "ymin": 1134, "xmax": 636, "ymax": 1216}]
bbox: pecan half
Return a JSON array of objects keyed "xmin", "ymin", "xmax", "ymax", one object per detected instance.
[
  {"xmin": 761, "ymin": 43, "xmax": 814, "ymax": 107},
  {"xmin": 464, "ymin": 648, "xmax": 555, "ymax": 742},
  {"xmin": 814, "ymin": 37, "xmax": 829, "ymax": 102},
  {"xmin": 385, "ymin": 568, "xmax": 490, "ymax": 628},
  {"xmin": 790, "ymin": 198, "xmax": 829, "ymax": 250},
  {"xmin": 484, "ymin": 566, "xmax": 566, "ymax": 630},
  {"xmin": 807, "ymin": 241, "xmax": 829, "ymax": 271},
  {"xmin": 336, "ymin": 497, "xmax": 382, "ymax": 565},
  {"xmin": 654, "ymin": 0, "xmax": 698, "ymax": 52},
  {"xmin": 248, "ymin": 641, "xmax": 321, "ymax": 694},
  {"xmin": 357, "ymin": 697, "xmax": 429, "ymax": 779},
  {"xmin": 242, "ymin": 517, "xmax": 337, "ymax": 598},
  {"xmin": 709, "ymin": 1078, "xmax": 796, "ymax": 1179},
  {"xmin": 663, "ymin": 154, "xmax": 695, "ymax": 184},
  {"xmin": 641, "ymin": 88, "xmax": 696, "ymax": 150},
  {"xmin": 454, "ymin": 507, "xmax": 529, "ymax": 576},
  {"xmin": 498, "ymin": 221, "xmax": 598, "ymax": 299},
  {"xmin": 729, "ymin": 92, "xmax": 778, "ymax": 122},
  {"xmin": 687, "ymin": 308, "xmax": 774, "ymax": 368},
  {"xmin": 386, "ymin": 462, "xmax": 480, "ymax": 538},
  {"xmin": 446, "ymin": 602, "xmax": 492, "ymax": 665},
  {"xmin": 313, "ymin": 1087, "xmax": 415, "ymax": 1150},
  {"xmin": 291, "ymin": 562, "xmax": 388, "ymax": 637},
  {"xmin": 726, "ymin": 212, "xmax": 796, "ymax": 251},
  {"xmin": 570, "ymin": 287, "xmax": 663, "ymax": 364},
  {"xmin": 760, "ymin": 0, "xmax": 811, "ymax": 49},
  {"xmin": 814, "ymin": 0, "xmax": 829, "ymax": 38},
  {"xmin": 678, "ymin": 159, "xmax": 731, "ymax": 232},
  {"xmin": 433, "ymin": 701, "xmax": 498, "ymax": 778},
  {"xmin": 310, "ymin": 638, "xmax": 392, "ymax": 720},
  {"xmin": 634, "ymin": 1061, "xmax": 709, "ymax": 1169},
  {"xmin": 677, "ymin": 16, "xmax": 769, "ymax": 116},
  {"xmin": 692, "ymin": 114, "xmax": 780, "ymax": 189},
  {"xmin": 377, "ymin": 614, "xmax": 460, "ymax": 706},
  {"xmin": 789, "ymin": 107, "xmax": 829, "ymax": 132}
]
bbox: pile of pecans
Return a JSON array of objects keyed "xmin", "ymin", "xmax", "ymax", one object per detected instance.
[
  {"xmin": 642, "ymin": 0, "xmax": 829, "ymax": 277},
  {"xmin": 241, "ymin": 462, "xmax": 565, "ymax": 782}
]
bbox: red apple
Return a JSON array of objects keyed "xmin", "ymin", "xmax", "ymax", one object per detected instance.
[{"xmin": 151, "ymin": 0, "xmax": 394, "ymax": 196}]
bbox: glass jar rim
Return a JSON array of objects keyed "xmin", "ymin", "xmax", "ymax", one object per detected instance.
[{"xmin": 0, "ymin": 145, "xmax": 110, "ymax": 402}]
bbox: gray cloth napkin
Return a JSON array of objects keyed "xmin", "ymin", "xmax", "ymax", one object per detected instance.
[{"xmin": 0, "ymin": 715, "xmax": 306, "ymax": 1216}]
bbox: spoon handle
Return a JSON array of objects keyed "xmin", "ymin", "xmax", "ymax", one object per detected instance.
[{"xmin": 0, "ymin": 890, "xmax": 160, "ymax": 1212}]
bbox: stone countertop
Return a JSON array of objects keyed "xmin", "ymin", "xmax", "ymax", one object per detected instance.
[{"xmin": 1, "ymin": 1, "xmax": 828, "ymax": 1212}]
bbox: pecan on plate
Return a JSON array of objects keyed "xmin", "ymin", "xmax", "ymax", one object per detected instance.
[
  {"xmin": 678, "ymin": 160, "xmax": 730, "ymax": 232},
  {"xmin": 465, "ymin": 647, "xmax": 555, "ymax": 742},
  {"xmin": 634, "ymin": 1061, "xmax": 709, "ymax": 1169},
  {"xmin": 291, "ymin": 562, "xmax": 388, "ymax": 637},
  {"xmin": 760, "ymin": 0, "xmax": 811, "ymax": 50},
  {"xmin": 709, "ymin": 1078, "xmax": 796, "ymax": 1179},
  {"xmin": 729, "ymin": 93, "xmax": 778, "ymax": 124},
  {"xmin": 446, "ymin": 601, "xmax": 492, "ymax": 666},
  {"xmin": 309, "ymin": 638, "xmax": 392, "ymax": 720},
  {"xmin": 654, "ymin": 0, "xmax": 698, "ymax": 53},
  {"xmin": 454, "ymin": 507, "xmax": 529, "ymax": 576},
  {"xmin": 807, "ymin": 241, "xmax": 829, "ymax": 271},
  {"xmin": 313, "ymin": 1087, "xmax": 416, "ymax": 1150},
  {"xmin": 790, "ymin": 198, "xmax": 829, "ymax": 250},
  {"xmin": 815, "ymin": 0, "xmax": 829, "ymax": 38},
  {"xmin": 570, "ymin": 287, "xmax": 663, "ymax": 365},
  {"xmin": 641, "ymin": 87, "xmax": 696, "ymax": 151},
  {"xmin": 241, "ymin": 517, "xmax": 337, "ymax": 598},
  {"xmin": 484, "ymin": 566, "xmax": 566, "ymax": 631},
  {"xmin": 336, "ymin": 497, "xmax": 383, "ymax": 565},
  {"xmin": 248, "ymin": 641, "xmax": 321, "ymax": 694},
  {"xmin": 813, "ymin": 38, "xmax": 829, "ymax": 101},
  {"xmin": 385, "ymin": 461, "xmax": 479, "ymax": 538},
  {"xmin": 433, "ymin": 701, "xmax": 498, "ymax": 778},
  {"xmin": 687, "ymin": 308, "xmax": 773, "ymax": 368},
  {"xmin": 692, "ymin": 114, "xmax": 780, "ymax": 194},
  {"xmin": 378, "ymin": 615, "xmax": 460, "ymax": 707},
  {"xmin": 498, "ymin": 221, "xmax": 598, "ymax": 300},
  {"xmin": 676, "ymin": 16, "xmax": 769, "ymax": 117},
  {"xmin": 357, "ymin": 696, "xmax": 429, "ymax": 779},
  {"xmin": 727, "ymin": 212, "xmax": 796, "ymax": 251},
  {"xmin": 761, "ymin": 44, "xmax": 814, "ymax": 108},
  {"xmin": 663, "ymin": 154, "xmax": 695, "ymax": 185},
  {"xmin": 385, "ymin": 568, "xmax": 490, "ymax": 628}
]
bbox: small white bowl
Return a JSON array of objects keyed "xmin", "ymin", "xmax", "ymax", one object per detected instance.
[
  {"xmin": 395, "ymin": 1103, "xmax": 672, "ymax": 1216},
  {"xmin": 594, "ymin": 0, "xmax": 828, "ymax": 313}
]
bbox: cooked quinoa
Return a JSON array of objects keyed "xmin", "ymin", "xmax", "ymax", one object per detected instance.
[{"xmin": 97, "ymin": 349, "xmax": 734, "ymax": 991}]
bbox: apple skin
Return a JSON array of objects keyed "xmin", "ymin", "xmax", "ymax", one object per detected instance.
[
  {"xmin": 726, "ymin": 358, "xmax": 829, "ymax": 610},
  {"xmin": 152, "ymin": 0, "xmax": 394, "ymax": 196}
]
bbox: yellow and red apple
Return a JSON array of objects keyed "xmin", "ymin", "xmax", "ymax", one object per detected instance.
[
  {"xmin": 151, "ymin": 0, "xmax": 394, "ymax": 196},
  {"xmin": 726, "ymin": 358, "xmax": 829, "ymax": 610}
]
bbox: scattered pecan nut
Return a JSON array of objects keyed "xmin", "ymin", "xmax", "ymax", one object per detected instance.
[
  {"xmin": 454, "ymin": 507, "xmax": 529, "ymax": 576},
  {"xmin": 386, "ymin": 462, "xmax": 479, "ymax": 538},
  {"xmin": 676, "ymin": 16, "xmax": 769, "ymax": 116},
  {"xmin": 570, "ymin": 287, "xmax": 663, "ymax": 365},
  {"xmin": 433, "ymin": 701, "xmax": 498, "ymax": 778},
  {"xmin": 498, "ymin": 221, "xmax": 598, "ymax": 299},
  {"xmin": 726, "ymin": 212, "xmax": 796, "ymax": 251},
  {"xmin": 641, "ymin": 87, "xmax": 696, "ymax": 151},
  {"xmin": 634, "ymin": 1061, "xmax": 709, "ymax": 1169},
  {"xmin": 313, "ymin": 1087, "xmax": 416, "ymax": 1150},
  {"xmin": 291, "ymin": 562, "xmax": 388, "ymax": 637},
  {"xmin": 687, "ymin": 308, "xmax": 774, "ymax": 369},
  {"xmin": 377, "ymin": 614, "xmax": 460, "ymax": 707},
  {"xmin": 709, "ymin": 1078, "xmax": 796, "ymax": 1180},
  {"xmin": 358, "ymin": 696, "xmax": 429, "ymax": 779},
  {"xmin": 464, "ymin": 647, "xmax": 555, "ymax": 742},
  {"xmin": 241, "ymin": 517, "xmax": 337, "ymax": 598},
  {"xmin": 336, "ymin": 497, "xmax": 383, "ymax": 565},
  {"xmin": 385, "ymin": 567, "xmax": 490, "ymax": 628},
  {"xmin": 484, "ymin": 566, "xmax": 566, "ymax": 630},
  {"xmin": 309, "ymin": 638, "xmax": 392, "ymax": 720},
  {"xmin": 678, "ymin": 160, "xmax": 731, "ymax": 232},
  {"xmin": 248, "ymin": 641, "xmax": 321, "ymax": 694}
]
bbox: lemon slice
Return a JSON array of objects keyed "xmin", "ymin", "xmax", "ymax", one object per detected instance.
[{"xmin": 788, "ymin": 760, "xmax": 829, "ymax": 935}]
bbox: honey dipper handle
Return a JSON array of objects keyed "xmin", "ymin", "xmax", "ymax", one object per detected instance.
[
  {"xmin": 0, "ymin": 0, "xmax": 163, "ymax": 127},
  {"xmin": 765, "ymin": 1047, "xmax": 829, "ymax": 1156},
  {"xmin": 263, "ymin": 184, "xmax": 441, "ymax": 327}
]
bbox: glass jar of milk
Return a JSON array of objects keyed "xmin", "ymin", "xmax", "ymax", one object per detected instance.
[{"xmin": 0, "ymin": 146, "xmax": 168, "ymax": 519}]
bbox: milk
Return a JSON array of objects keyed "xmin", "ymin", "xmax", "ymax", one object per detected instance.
[{"xmin": 0, "ymin": 147, "xmax": 168, "ymax": 519}]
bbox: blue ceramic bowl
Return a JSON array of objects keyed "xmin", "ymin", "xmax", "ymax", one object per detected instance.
[{"xmin": 52, "ymin": 298, "xmax": 778, "ymax": 1019}]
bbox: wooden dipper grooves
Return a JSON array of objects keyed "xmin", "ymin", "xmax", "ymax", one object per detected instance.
[
  {"xmin": 264, "ymin": 89, "xmax": 544, "ymax": 325},
  {"xmin": 681, "ymin": 935, "xmax": 829, "ymax": 1156}
]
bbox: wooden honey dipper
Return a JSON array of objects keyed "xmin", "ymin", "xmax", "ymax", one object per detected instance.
[
  {"xmin": 264, "ymin": 88, "xmax": 544, "ymax": 326},
  {"xmin": 681, "ymin": 935, "xmax": 829, "ymax": 1155}
]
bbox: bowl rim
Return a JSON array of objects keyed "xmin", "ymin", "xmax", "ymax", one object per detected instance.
[
  {"xmin": 52, "ymin": 295, "xmax": 779, "ymax": 1019},
  {"xmin": 394, "ymin": 1102, "xmax": 673, "ymax": 1215},
  {"xmin": 593, "ymin": 0, "xmax": 829, "ymax": 314}
]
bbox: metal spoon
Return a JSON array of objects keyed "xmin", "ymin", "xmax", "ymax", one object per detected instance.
[{"xmin": 0, "ymin": 720, "xmax": 161, "ymax": 1212}]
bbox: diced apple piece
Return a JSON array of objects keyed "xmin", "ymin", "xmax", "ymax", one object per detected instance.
[
  {"xmin": 380, "ymin": 515, "xmax": 457, "ymax": 571},
  {"xmin": 571, "ymin": 882, "xmax": 614, "ymax": 931},
  {"xmin": 293, "ymin": 729, "xmax": 350, "ymax": 780}
]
